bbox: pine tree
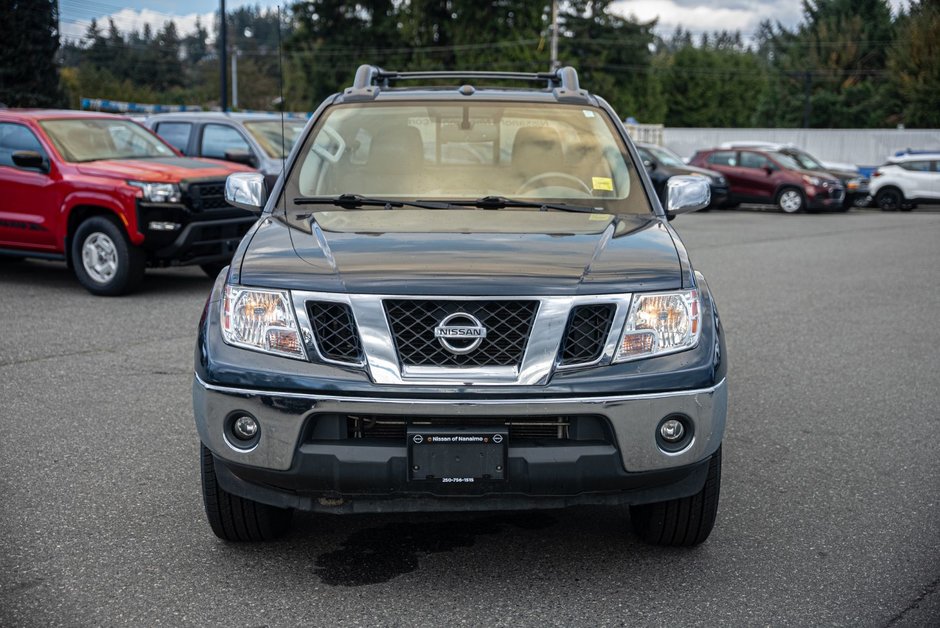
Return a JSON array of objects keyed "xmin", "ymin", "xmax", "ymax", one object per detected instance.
[{"xmin": 0, "ymin": 0, "xmax": 63, "ymax": 106}]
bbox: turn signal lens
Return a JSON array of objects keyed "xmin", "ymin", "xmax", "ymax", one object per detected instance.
[
  {"xmin": 221, "ymin": 285, "xmax": 306, "ymax": 359},
  {"xmin": 614, "ymin": 290, "xmax": 701, "ymax": 362}
]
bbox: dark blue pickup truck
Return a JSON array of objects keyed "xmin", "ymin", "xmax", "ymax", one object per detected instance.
[{"xmin": 193, "ymin": 65, "xmax": 727, "ymax": 546}]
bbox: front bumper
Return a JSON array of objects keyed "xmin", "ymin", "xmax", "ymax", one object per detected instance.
[
  {"xmin": 136, "ymin": 201, "xmax": 258, "ymax": 266},
  {"xmin": 708, "ymin": 184, "xmax": 729, "ymax": 208},
  {"xmin": 807, "ymin": 185, "xmax": 846, "ymax": 209},
  {"xmin": 194, "ymin": 374, "xmax": 727, "ymax": 512}
]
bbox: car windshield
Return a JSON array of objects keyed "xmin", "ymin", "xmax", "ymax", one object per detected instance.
[
  {"xmin": 244, "ymin": 120, "xmax": 306, "ymax": 159},
  {"xmin": 770, "ymin": 152, "xmax": 803, "ymax": 170},
  {"xmin": 645, "ymin": 146, "xmax": 685, "ymax": 167},
  {"xmin": 285, "ymin": 102, "xmax": 651, "ymax": 215},
  {"xmin": 787, "ymin": 149, "xmax": 824, "ymax": 170},
  {"xmin": 39, "ymin": 118, "xmax": 175, "ymax": 162}
]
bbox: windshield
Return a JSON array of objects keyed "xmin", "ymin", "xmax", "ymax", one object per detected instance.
[
  {"xmin": 645, "ymin": 146, "xmax": 685, "ymax": 167},
  {"xmin": 285, "ymin": 102, "xmax": 651, "ymax": 214},
  {"xmin": 244, "ymin": 120, "xmax": 306, "ymax": 159},
  {"xmin": 39, "ymin": 119, "xmax": 175, "ymax": 162},
  {"xmin": 770, "ymin": 152, "xmax": 803, "ymax": 170},
  {"xmin": 786, "ymin": 149, "xmax": 824, "ymax": 170}
]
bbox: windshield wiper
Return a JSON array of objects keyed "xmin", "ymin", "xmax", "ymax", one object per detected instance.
[
  {"xmin": 437, "ymin": 196, "xmax": 604, "ymax": 214},
  {"xmin": 293, "ymin": 194, "xmax": 448, "ymax": 210}
]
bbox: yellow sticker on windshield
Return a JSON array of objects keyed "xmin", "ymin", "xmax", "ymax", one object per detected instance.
[{"xmin": 592, "ymin": 177, "xmax": 614, "ymax": 191}]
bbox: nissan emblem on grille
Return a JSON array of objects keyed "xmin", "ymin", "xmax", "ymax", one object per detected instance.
[{"xmin": 433, "ymin": 312, "xmax": 487, "ymax": 354}]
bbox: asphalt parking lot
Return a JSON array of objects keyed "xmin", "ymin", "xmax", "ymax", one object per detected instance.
[{"xmin": 1, "ymin": 208, "xmax": 939, "ymax": 627}]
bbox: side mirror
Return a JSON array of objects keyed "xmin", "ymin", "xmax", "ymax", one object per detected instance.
[
  {"xmin": 224, "ymin": 149, "xmax": 258, "ymax": 168},
  {"xmin": 763, "ymin": 165, "xmax": 774, "ymax": 175},
  {"xmin": 643, "ymin": 159, "xmax": 656, "ymax": 171},
  {"xmin": 12, "ymin": 150, "xmax": 48, "ymax": 172},
  {"xmin": 225, "ymin": 172, "xmax": 267, "ymax": 213},
  {"xmin": 666, "ymin": 175, "xmax": 710, "ymax": 218}
]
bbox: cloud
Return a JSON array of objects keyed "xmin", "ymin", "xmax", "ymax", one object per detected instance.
[
  {"xmin": 61, "ymin": 8, "xmax": 216, "ymax": 42},
  {"xmin": 609, "ymin": 0, "xmax": 802, "ymax": 36}
]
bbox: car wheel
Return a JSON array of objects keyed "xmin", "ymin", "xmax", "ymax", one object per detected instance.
[
  {"xmin": 876, "ymin": 187, "xmax": 904, "ymax": 212},
  {"xmin": 200, "ymin": 443, "xmax": 293, "ymax": 542},
  {"xmin": 630, "ymin": 446, "xmax": 721, "ymax": 546},
  {"xmin": 199, "ymin": 263, "xmax": 228, "ymax": 280},
  {"xmin": 776, "ymin": 188, "xmax": 805, "ymax": 213},
  {"xmin": 71, "ymin": 216, "xmax": 145, "ymax": 296}
]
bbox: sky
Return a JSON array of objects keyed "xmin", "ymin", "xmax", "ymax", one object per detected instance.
[{"xmin": 58, "ymin": 0, "xmax": 911, "ymax": 42}]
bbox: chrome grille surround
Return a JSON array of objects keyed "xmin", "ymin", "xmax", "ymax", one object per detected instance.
[{"xmin": 289, "ymin": 291, "xmax": 631, "ymax": 386}]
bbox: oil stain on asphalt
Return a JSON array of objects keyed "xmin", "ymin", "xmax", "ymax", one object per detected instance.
[{"xmin": 314, "ymin": 512, "xmax": 557, "ymax": 586}]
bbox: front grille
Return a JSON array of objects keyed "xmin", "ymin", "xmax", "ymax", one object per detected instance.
[
  {"xmin": 384, "ymin": 300, "xmax": 538, "ymax": 367},
  {"xmin": 185, "ymin": 181, "xmax": 229, "ymax": 212},
  {"xmin": 307, "ymin": 301, "xmax": 363, "ymax": 363},
  {"xmin": 559, "ymin": 304, "xmax": 615, "ymax": 366},
  {"xmin": 347, "ymin": 416, "xmax": 569, "ymax": 441}
]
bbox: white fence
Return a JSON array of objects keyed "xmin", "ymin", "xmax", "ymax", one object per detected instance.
[{"xmin": 661, "ymin": 127, "xmax": 940, "ymax": 167}]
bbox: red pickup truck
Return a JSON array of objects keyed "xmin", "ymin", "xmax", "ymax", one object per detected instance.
[{"xmin": 0, "ymin": 110, "xmax": 257, "ymax": 295}]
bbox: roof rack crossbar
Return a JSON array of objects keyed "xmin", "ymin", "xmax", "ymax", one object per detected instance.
[
  {"xmin": 345, "ymin": 64, "xmax": 589, "ymax": 103},
  {"xmin": 351, "ymin": 65, "xmax": 580, "ymax": 91}
]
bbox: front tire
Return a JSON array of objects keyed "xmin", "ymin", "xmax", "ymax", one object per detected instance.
[
  {"xmin": 200, "ymin": 443, "xmax": 293, "ymax": 542},
  {"xmin": 776, "ymin": 187, "xmax": 805, "ymax": 213},
  {"xmin": 71, "ymin": 216, "xmax": 145, "ymax": 296},
  {"xmin": 630, "ymin": 446, "xmax": 722, "ymax": 546},
  {"xmin": 876, "ymin": 187, "xmax": 904, "ymax": 212}
]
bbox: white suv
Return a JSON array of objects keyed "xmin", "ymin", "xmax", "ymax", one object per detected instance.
[{"xmin": 870, "ymin": 153, "xmax": 940, "ymax": 211}]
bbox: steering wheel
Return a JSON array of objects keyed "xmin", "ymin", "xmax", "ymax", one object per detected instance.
[{"xmin": 516, "ymin": 172, "xmax": 593, "ymax": 196}]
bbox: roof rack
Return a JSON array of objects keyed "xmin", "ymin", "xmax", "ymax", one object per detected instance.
[{"xmin": 343, "ymin": 65, "xmax": 589, "ymax": 103}]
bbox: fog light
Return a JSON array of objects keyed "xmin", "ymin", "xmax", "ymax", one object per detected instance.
[
  {"xmin": 232, "ymin": 415, "xmax": 259, "ymax": 440},
  {"xmin": 148, "ymin": 221, "xmax": 180, "ymax": 231},
  {"xmin": 660, "ymin": 418, "xmax": 685, "ymax": 442}
]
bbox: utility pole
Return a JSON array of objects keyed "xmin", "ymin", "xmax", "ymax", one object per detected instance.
[
  {"xmin": 550, "ymin": 0, "xmax": 559, "ymax": 71},
  {"xmin": 219, "ymin": 0, "xmax": 227, "ymax": 111},
  {"xmin": 232, "ymin": 50, "xmax": 238, "ymax": 110},
  {"xmin": 802, "ymin": 70, "xmax": 811, "ymax": 128}
]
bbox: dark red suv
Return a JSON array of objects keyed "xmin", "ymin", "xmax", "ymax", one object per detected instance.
[{"xmin": 689, "ymin": 148, "xmax": 845, "ymax": 213}]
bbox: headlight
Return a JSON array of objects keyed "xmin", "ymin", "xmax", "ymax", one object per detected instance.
[
  {"xmin": 614, "ymin": 290, "xmax": 701, "ymax": 362},
  {"xmin": 801, "ymin": 175, "xmax": 822, "ymax": 186},
  {"xmin": 221, "ymin": 285, "xmax": 306, "ymax": 359},
  {"xmin": 128, "ymin": 180, "xmax": 181, "ymax": 204}
]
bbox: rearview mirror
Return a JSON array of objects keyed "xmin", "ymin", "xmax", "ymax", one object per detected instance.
[
  {"xmin": 12, "ymin": 150, "xmax": 48, "ymax": 172},
  {"xmin": 666, "ymin": 175, "xmax": 710, "ymax": 217},
  {"xmin": 225, "ymin": 172, "xmax": 267, "ymax": 213}
]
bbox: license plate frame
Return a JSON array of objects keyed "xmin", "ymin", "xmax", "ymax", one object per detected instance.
[{"xmin": 407, "ymin": 426, "xmax": 507, "ymax": 483}]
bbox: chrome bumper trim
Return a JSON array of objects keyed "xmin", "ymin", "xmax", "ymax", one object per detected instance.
[
  {"xmin": 194, "ymin": 372, "xmax": 723, "ymax": 405},
  {"xmin": 194, "ymin": 373, "xmax": 727, "ymax": 474}
]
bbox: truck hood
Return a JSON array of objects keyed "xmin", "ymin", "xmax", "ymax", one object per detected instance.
[
  {"xmin": 237, "ymin": 209, "xmax": 683, "ymax": 296},
  {"xmin": 75, "ymin": 157, "xmax": 251, "ymax": 183}
]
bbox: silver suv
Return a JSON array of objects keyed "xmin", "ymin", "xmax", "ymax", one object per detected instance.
[{"xmin": 146, "ymin": 112, "xmax": 306, "ymax": 190}]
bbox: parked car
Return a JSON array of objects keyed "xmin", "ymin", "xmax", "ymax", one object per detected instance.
[
  {"xmin": 689, "ymin": 147, "xmax": 844, "ymax": 213},
  {"xmin": 146, "ymin": 112, "xmax": 307, "ymax": 191},
  {"xmin": 636, "ymin": 142, "xmax": 728, "ymax": 209},
  {"xmin": 0, "ymin": 110, "xmax": 257, "ymax": 295},
  {"xmin": 869, "ymin": 153, "xmax": 940, "ymax": 211},
  {"xmin": 719, "ymin": 141, "xmax": 867, "ymax": 209},
  {"xmin": 194, "ymin": 65, "xmax": 727, "ymax": 547}
]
